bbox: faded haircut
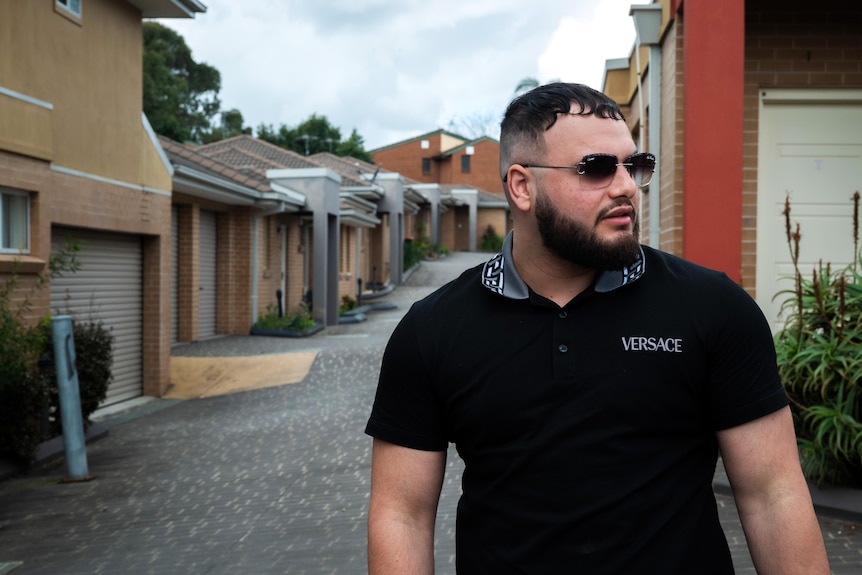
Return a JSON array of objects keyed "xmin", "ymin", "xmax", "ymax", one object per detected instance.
[{"xmin": 499, "ymin": 82, "xmax": 626, "ymax": 187}]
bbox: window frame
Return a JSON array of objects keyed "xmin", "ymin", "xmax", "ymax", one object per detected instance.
[
  {"xmin": 55, "ymin": 0, "xmax": 83, "ymax": 24},
  {"xmin": 461, "ymin": 154, "xmax": 471, "ymax": 173},
  {"xmin": 421, "ymin": 158, "xmax": 431, "ymax": 175},
  {"xmin": 0, "ymin": 187, "xmax": 31, "ymax": 255}
]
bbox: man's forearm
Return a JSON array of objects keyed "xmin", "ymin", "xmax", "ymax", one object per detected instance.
[
  {"xmin": 368, "ymin": 513, "xmax": 435, "ymax": 575},
  {"xmin": 737, "ymin": 491, "xmax": 830, "ymax": 574}
]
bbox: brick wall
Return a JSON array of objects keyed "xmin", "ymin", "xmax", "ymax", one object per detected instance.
[
  {"xmin": 0, "ymin": 149, "xmax": 173, "ymax": 396},
  {"xmin": 740, "ymin": 0, "xmax": 862, "ymax": 296}
]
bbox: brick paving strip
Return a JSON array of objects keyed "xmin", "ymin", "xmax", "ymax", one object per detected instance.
[
  {"xmin": 167, "ymin": 352, "xmax": 318, "ymax": 399},
  {"xmin": 0, "ymin": 252, "xmax": 860, "ymax": 574}
]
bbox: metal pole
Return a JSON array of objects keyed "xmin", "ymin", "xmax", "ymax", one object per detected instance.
[{"xmin": 51, "ymin": 316, "xmax": 94, "ymax": 482}]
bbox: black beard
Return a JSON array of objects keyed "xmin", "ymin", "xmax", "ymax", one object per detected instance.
[{"xmin": 534, "ymin": 191, "xmax": 642, "ymax": 271}]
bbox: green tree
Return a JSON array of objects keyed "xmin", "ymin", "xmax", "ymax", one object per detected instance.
[
  {"xmin": 336, "ymin": 129, "xmax": 373, "ymax": 162},
  {"xmin": 143, "ymin": 22, "xmax": 221, "ymax": 143},
  {"xmin": 256, "ymin": 114, "xmax": 372, "ymax": 161},
  {"xmin": 201, "ymin": 108, "xmax": 252, "ymax": 144}
]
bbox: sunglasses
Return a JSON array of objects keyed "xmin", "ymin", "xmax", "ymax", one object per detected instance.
[{"xmin": 512, "ymin": 152, "xmax": 656, "ymax": 189}]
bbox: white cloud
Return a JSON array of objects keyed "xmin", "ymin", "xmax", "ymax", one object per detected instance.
[
  {"xmin": 538, "ymin": 0, "xmax": 652, "ymax": 89},
  {"xmin": 157, "ymin": 0, "xmax": 651, "ymax": 149}
]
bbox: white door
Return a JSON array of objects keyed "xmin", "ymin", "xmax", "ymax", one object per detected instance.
[
  {"xmin": 50, "ymin": 227, "xmax": 143, "ymax": 406},
  {"xmin": 198, "ymin": 210, "xmax": 218, "ymax": 339},
  {"xmin": 756, "ymin": 89, "xmax": 862, "ymax": 330}
]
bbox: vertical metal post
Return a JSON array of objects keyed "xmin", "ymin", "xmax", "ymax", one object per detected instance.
[{"xmin": 51, "ymin": 316, "xmax": 93, "ymax": 482}]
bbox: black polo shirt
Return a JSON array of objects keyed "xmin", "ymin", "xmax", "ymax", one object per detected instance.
[{"xmin": 366, "ymin": 233, "xmax": 788, "ymax": 574}]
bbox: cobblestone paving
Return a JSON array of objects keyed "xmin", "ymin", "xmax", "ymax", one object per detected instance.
[{"xmin": 0, "ymin": 252, "xmax": 860, "ymax": 574}]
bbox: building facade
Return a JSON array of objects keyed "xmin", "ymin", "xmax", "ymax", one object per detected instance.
[
  {"xmin": 603, "ymin": 0, "xmax": 862, "ymax": 328},
  {"xmin": 0, "ymin": 0, "xmax": 205, "ymax": 404}
]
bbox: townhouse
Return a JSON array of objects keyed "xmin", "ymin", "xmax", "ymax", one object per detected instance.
[
  {"xmin": 0, "ymin": 0, "xmax": 206, "ymax": 404},
  {"xmin": 370, "ymin": 129, "xmax": 510, "ymax": 252},
  {"xmin": 0, "ymin": 1, "xmax": 431, "ymax": 410},
  {"xmin": 604, "ymin": 0, "xmax": 862, "ymax": 328}
]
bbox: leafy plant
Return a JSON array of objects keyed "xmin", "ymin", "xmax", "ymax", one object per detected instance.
[
  {"xmin": 0, "ymin": 238, "xmax": 81, "ymax": 463},
  {"xmin": 479, "ymin": 224, "xmax": 504, "ymax": 252},
  {"xmin": 774, "ymin": 191, "xmax": 862, "ymax": 486},
  {"xmin": 340, "ymin": 295, "xmax": 357, "ymax": 315},
  {"xmin": 254, "ymin": 303, "xmax": 315, "ymax": 332},
  {"xmin": 39, "ymin": 319, "xmax": 113, "ymax": 438}
]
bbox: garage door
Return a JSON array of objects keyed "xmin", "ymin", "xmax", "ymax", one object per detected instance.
[
  {"xmin": 199, "ymin": 210, "xmax": 217, "ymax": 339},
  {"xmin": 756, "ymin": 89, "xmax": 862, "ymax": 331},
  {"xmin": 50, "ymin": 227, "xmax": 143, "ymax": 406}
]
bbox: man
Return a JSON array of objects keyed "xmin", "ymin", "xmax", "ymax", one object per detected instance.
[{"xmin": 365, "ymin": 83, "xmax": 829, "ymax": 573}]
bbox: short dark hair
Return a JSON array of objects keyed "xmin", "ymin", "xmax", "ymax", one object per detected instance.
[{"xmin": 499, "ymin": 83, "xmax": 625, "ymax": 183}]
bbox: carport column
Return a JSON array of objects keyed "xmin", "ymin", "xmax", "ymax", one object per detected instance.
[
  {"xmin": 682, "ymin": 0, "xmax": 744, "ymax": 281},
  {"xmin": 266, "ymin": 168, "xmax": 341, "ymax": 326},
  {"xmin": 375, "ymin": 174, "xmax": 406, "ymax": 285},
  {"xmin": 452, "ymin": 189, "xmax": 478, "ymax": 252},
  {"xmin": 411, "ymin": 183, "xmax": 442, "ymax": 247}
]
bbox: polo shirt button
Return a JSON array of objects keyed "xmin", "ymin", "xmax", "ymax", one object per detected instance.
[
  {"xmin": 559, "ymin": 311, "xmax": 567, "ymax": 319},
  {"xmin": 558, "ymin": 344, "xmax": 568, "ymax": 353}
]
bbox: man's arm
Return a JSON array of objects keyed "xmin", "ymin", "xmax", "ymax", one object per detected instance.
[
  {"xmin": 368, "ymin": 438, "xmax": 447, "ymax": 575},
  {"xmin": 717, "ymin": 405, "xmax": 830, "ymax": 574}
]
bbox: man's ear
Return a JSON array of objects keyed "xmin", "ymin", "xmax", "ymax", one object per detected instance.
[{"xmin": 506, "ymin": 165, "xmax": 533, "ymax": 213}]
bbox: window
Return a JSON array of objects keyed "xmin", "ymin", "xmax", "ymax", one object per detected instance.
[
  {"xmin": 422, "ymin": 158, "xmax": 431, "ymax": 175},
  {"xmin": 0, "ymin": 188, "xmax": 30, "ymax": 254},
  {"xmin": 461, "ymin": 155, "xmax": 471, "ymax": 173},
  {"xmin": 56, "ymin": 0, "xmax": 82, "ymax": 17}
]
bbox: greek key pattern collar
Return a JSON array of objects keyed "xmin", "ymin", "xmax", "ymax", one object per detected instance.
[{"xmin": 481, "ymin": 231, "xmax": 646, "ymax": 299}]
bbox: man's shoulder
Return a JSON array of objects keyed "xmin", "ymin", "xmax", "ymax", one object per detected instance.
[
  {"xmin": 641, "ymin": 246, "xmax": 730, "ymax": 283},
  {"xmin": 412, "ymin": 261, "xmax": 488, "ymax": 312}
]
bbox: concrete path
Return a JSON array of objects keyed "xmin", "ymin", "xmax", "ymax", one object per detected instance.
[{"xmin": 0, "ymin": 252, "xmax": 861, "ymax": 574}]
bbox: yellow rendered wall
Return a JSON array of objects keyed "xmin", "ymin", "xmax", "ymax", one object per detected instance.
[{"xmin": 0, "ymin": 0, "xmax": 170, "ymax": 191}]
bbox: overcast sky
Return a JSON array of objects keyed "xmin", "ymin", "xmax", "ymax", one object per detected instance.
[{"xmin": 157, "ymin": 0, "xmax": 651, "ymax": 150}]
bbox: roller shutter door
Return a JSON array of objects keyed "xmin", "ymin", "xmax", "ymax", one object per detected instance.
[
  {"xmin": 50, "ymin": 227, "xmax": 143, "ymax": 406},
  {"xmin": 199, "ymin": 210, "xmax": 217, "ymax": 339}
]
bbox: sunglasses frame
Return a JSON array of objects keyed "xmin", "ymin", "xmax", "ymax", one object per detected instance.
[{"xmin": 512, "ymin": 152, "xmax": 656, "ymax": 189}]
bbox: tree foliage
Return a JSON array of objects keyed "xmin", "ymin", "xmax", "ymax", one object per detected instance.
[
  {"xmin": 201, "ymin": 108, "xmax": 253, "ymax": 144},
  {"xmin": 143, "ymin": 22, "xmax": 221, "ymax": 143},
  {"xmin": 143, "ymin": 24, "xmax": 373, "ymax": 159},
  {"xmin": 256, "ymin": 114, "xmax": 372, "ymax": 162}
]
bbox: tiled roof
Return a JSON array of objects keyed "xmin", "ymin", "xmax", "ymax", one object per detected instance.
[
  {"xmin": 308, "ymin": 152, "xmax": 380, "ymax": 186},
  {"xmin": 157, "ymin": 135, "xmax": 271, "ymax": 192},
  {"xmin": 198, "ymin": 135, "xmax": 318, "ymax": 168},
  {"xmin": 198, "ymin": 136, "xmax": 367, "ymax": 187}
]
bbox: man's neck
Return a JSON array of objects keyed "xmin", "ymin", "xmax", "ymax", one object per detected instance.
[{"xmin": 510, "ymin": 235, "xmax": 597, "ymax": 307}]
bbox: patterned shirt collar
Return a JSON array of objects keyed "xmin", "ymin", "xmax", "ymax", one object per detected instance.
[{"xmin": 481, "ymin": 230, "xmax": 646, "ymax": 299}]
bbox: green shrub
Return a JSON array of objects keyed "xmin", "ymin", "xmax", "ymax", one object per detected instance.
[
  {"xmin": 0, "ymin": 239, "xmax": 83, "ymax": 463},
  {"xmin": 404, "ymin": 238, "xmax": 425, "ymax": 270},
  {"xmin": 39, "ymin": 319, "xmax": 113, "ymax": 438},
  {"xmin": 479, "ymin": 225, "xmax": 504, "ymax": 252},
  {"xmin": 775, "ymin": 192, "xmax": 862, "ymax": 486},
  {"xmin": 254, "ymin": 303, "xmax": 315, "ymax": 332},
  {"xmin": 340, "ymin": 295, "xmax": 357, "ymax": 315}
]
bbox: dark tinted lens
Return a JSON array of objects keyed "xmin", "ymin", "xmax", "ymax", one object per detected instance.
[
  {"xmin": 577, "ymin": 154, "xmax": 618, "ymax": 188},
  {"xmin": 627, "ymin": 153, "xmax": 656, "ymax": 187}
]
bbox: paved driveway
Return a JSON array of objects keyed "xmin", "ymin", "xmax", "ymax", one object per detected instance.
[{"xmin": 0, "ymin": 252, "xmax": 860, "ymax": 574}]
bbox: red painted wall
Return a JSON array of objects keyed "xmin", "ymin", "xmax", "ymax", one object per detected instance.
[{"xmin": 682, "ymin": 0, "xmax": 745, "ymax": 281}]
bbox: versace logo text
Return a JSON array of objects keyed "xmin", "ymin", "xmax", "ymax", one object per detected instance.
[{"xmin": 621, "ymin": 336, "xmax": 683, "ymax": 353}]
